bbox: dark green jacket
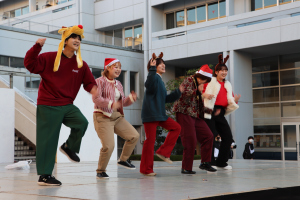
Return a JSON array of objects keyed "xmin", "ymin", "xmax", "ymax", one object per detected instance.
[{"xmin": 141, "ymin": 66, "xmax": 181, "ymax": 123}]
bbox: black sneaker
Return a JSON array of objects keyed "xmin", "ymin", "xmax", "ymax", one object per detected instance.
[
  {"xmin": 59, "ymin": 143, "xmax": 80, "ymax": 162},
  {"xmin": 96, "ymin": 172, "xmax": 109, "ymax": 179},
  {"xmin": 199, "ymin": 162, "xmax": 217, "ymax": 172},
  {"xmin": 181, "ymin": 169, "xmax": 196, "ymax": 174},
  {"xmin": 38, "ymin": 175, "xmax": 61, "ymax": 186},
  {"xmin": 117, "ymin": 159, "xmax": 136, "ymax": 169}
]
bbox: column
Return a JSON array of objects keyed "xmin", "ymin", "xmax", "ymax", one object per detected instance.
[
  {"xmin": 29, "ymin": 0, "xmax": 36, "ymax": 13},
  {"xmin": 228, "ymin": 50, "xmax": 254, "ymax": 159}
]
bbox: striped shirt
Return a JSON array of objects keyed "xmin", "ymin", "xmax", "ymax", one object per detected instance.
[{"xmin": 93, "ymin": 76, "xmax": 134, "ymax": 117}]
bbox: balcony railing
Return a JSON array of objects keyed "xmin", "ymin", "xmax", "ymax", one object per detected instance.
[{"xmin": 0, "ymin": 15, "xmax": 142, "ymax": 51}]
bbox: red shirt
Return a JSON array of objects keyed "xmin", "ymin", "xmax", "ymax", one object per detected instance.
[
  {"xmin": 203, "ymin": 80, "xmax": 228, "ymax": 108},
  {"xmin": 24, "ymin": 43, "xmax": 96, "ymax": 106}
]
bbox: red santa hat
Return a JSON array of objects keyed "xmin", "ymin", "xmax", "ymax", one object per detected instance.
[
  {"xmin": 196, "ymin": 64, "xmax": 213, "ymax": 78},
  {"xmin": 104, "ymin": 58, "xmax": 120, "ymax": 70}
]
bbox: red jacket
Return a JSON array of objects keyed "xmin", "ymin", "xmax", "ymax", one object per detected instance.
[{"xmin": 24, "ymin": 43, "xmax": 96, "ymax": 106}]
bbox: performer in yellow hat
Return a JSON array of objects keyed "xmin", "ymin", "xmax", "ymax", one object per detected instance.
[{"xmin": 24, "ymin": 25, "xmax": 97, "ymax": 186}]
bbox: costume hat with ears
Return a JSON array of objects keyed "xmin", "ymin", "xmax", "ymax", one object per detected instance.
[
  {"xmin": 54, "ymin": 25, "xmax": 85, "ymax": 72},
  {"xmin": 214, "ymin": 54, "xmax": 229, "ymax": 73},
  {"xmin": 152, "ymin": 52, "xmax": 163, "ymax": 60}
]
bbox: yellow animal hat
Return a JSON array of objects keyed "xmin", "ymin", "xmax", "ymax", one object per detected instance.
[{"xmin": 54, "ymin": 25, "xmax": 85, "ymax": 72}]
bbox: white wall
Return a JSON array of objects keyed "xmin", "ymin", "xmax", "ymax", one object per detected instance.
[
  {"xmin": 0, "ymin": 89, "xmax": 15, "ymax": 163},
  {"xmin": 94, "ymin": 0, "xmax": 144, "ymax": 30}
]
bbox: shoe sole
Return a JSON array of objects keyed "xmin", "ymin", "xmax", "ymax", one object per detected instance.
[
  {"xmin": 117, "ymin": 163, "xmax": 136, "ymax": 170},
  {"xmin": 215, "ymin": 166, "xmax": 232, "ymax": 170},
  {"xmin": 37, "ymin": 182, "xmax": 61, "ymax": 186},
  {"xmin": 59, "ymin": 146, "xmax": 79, "ymax": 163},
  {"xmin": 156, "ymin": 154, "xmax": 173, "ymax": 164},
  {"xmin": 140, "ymin": 173, "xmax": 157, "ymax": 176},
  {"xmin": 96, "ymin": 176, "xmax": 109, "ymax": 179}
]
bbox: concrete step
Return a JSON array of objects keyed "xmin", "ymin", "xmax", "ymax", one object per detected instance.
[
  {"xmin": 15, "ymin": 146, "xmax": 30, "ymax": 150},
  {"xmin": 15, "ymin": 150, "xmax": 36, "ymax": 156},
  {"xmin": 14, "ymin": 156, "xmax": 36, "ymax": 162}
]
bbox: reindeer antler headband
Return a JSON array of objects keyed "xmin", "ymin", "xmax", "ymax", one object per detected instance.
[{"xmin": 152, "ymin": 52, "xmax": 163, "ymax": 60}]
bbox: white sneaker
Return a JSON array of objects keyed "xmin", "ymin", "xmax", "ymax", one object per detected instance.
[
  {"xmin": 156, "ymin": 154, "xmax": 173, "ymax": 164},
  {"xmin": 217, "ymin": 165, "xmax": 232, "ymax": 170}
]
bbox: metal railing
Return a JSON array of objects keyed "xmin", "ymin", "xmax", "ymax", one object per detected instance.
[{"xmin": 0, "ymin": 14, "xmax": 142, "ymax": 50}]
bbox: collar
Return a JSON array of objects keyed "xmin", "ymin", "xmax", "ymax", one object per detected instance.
[
  {"xmin": 104, "ymin": 76, "xmax": 115, "ymax": 83},
  {"xmin": 62, "ymin": 52, "xmax": 74, "ymax": 58},
  {"xmin": 156, "ymin": 73, "xmax": 162, "ymax": 78}
]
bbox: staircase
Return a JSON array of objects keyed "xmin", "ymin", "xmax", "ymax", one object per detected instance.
[
  {"xmin": 0, "ymin": 76, "xmax": 37, "ymax": 162},
  {"xmin": 14, "ymin": 129, "xmax": 36, "ymax": 162}
]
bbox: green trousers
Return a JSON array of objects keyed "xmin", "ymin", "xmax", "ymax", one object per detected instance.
[{"xmin": 36, "ymin": 104, "xmax": 88, "ymax": 175}]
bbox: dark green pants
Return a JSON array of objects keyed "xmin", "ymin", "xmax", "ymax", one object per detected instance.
[{"xmin": 36, "ymin": 104, "xmax": 88, "ymax": 175}]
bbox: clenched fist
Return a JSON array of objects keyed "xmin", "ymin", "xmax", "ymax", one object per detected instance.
[{"xmin": 36, "ymin": 38, "xmax": 46, "ymax": 47}]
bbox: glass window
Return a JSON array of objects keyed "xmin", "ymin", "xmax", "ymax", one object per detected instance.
[
  {"xmin": 22, "ymin": 6, "xmax": 29, "ymax": 15},
  {"xmin": 251, "ymin": 0, "xmax": 263, "ymax": 11},
  {"xmin": 280, "ymin": 69, "xmax": 300, "ymax": 85},
  {"xmin": 254, "ymin": 125, "xmax": 280, "ymax": 133},
  {"xmin": 116, "ymin": 71, "xmax": 125, "ymax": 91},
  {"xmin": 254, "ymin": 135, "xmax": 281, "ymax": 148},
  {"xmin": 0, "ymin": 55, "xmax": 9, "ymax": 66},
  {"xmin": 130, "ymin": 72, "xmax": 138, "ymax": 93},
  {"xmin": 187, "ymin": 8, "xmax": 196, "ymax": 25},
  {"xmin": 15, "ymin": 8, "xmax": 21, "ymax": 17},
  {"xmin": 219, "ymin": 1, "xmax": 226, "ymax": 18},
  {"xmin": 166, "ymin": 13, "xmax": 175, "ymax": 29},
  {"xmin": 281, "ymin": 86, "xmax": 300, "ymax": 101},
  {"xmin": 114, "ymin": 29, "xmax": 123, "ymax": 47},
  {"xmin": 176, "ymin": 10, "xmax": 185, "ymax": 27},
  {"xmin": 10, "ymin": 57, "xmax": 24, "ymax": 68},
  {"xmin": 279, "ymin": 0, "xmax": 292, "ymax": 5},
  {"xmin": 252, "ymin": 72, "xmax": 279, "ymax": 88},
  {"xmin": 10, "ymin": 10, "xmax": 15, "ymax": 18},
  {"xmin": 196, "ymin": 5, "xmax": 206, "ymax": 23},
  {"xmin": 58, "ymin": 0, "xmax": 68, "ymax": 4},
  {"xmin": 283, "ymin": 125, "xmax": 296, "ymax": 148},
  {"xmin": 208, "ymin": 2, "xmax": 218, "ymax": 21},
  {"xmin": 25, "ymin": 71, "xmax": 31, "ymax": 88},
  {"xmin": 292, "ymin": 12, "xmax": 300, "ymax": 17},
  {"xmin": 253, "ymin": 103, "xmax": 280, "ymax": 119},
  {"xmin": 253, "ymin": 118, "xmax": 280, "ymax": 126},
  {"xmin": 125, "ymin": 28, "xmax": 133, "ymax": 48},
  {"xmin": 264, "ymin": 0, "xmax": 277, "ymax": 8},
  {"xmin": 105, "ymin": 31, "xmax": 113, "ymax": 45},
  {"xmin": 253, "ymin": 88, "xmax": 279, "ymax": 103},
  {"xmin": 134, "ymin": 25, "xmax": 142, "ymax": 47},
  {"xmin": 252, "ymin": 56, "xmax": 278, "ymax": 73},
  {"xmin": 92, "ymin": 68, "xmax": 101, "ymax": 79},
  {"xmin": 280, "ymin": 53, "xmax": 300, "ymax": 70},
  {"xmin": 282, "ymin": 102, "xmax": 300, "ymax": 117}
]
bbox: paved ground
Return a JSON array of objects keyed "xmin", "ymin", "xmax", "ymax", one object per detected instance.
[{"xmin": 0, "ymin": 159, "xmax": 300, "ymax": 200}]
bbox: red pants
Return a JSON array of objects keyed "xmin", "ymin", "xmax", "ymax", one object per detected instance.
[
  {"xmin": 140, "ymin": 118, "xmax": 181, "ymax": 174},
  {"xmin": 176, "ymin": 112, "xmax": 214, "ymax": 171}
]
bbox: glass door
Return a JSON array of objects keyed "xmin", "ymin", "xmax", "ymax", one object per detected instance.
[{"xmin": 281, "ymin": 123, "xmax": 299, "ymax": 160}]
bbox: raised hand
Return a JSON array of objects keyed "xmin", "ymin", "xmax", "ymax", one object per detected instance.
[
  {"xmin": 150, "ymin": 58, "xmax": 156, "ymax": 67},
  {"xmin": 36, "ymin": 38, "xmax": 46, "ymax": 47},
  {"xmin": 234, "ymin": 94, "xmax": 241, "ymax": 103},
  {"xmin": 131, "ymin": 91, "xmax": 137, "ymax": 101}
]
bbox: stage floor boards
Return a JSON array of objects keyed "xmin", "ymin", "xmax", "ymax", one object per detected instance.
[{"xmin": 0, "ymin": 159, "xmax": 300, "ymax": 199}]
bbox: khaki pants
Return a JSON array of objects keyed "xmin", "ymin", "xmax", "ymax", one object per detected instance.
[{"xmin": 93, "ymin": 112, "xmax": 139, "ymax": 173}]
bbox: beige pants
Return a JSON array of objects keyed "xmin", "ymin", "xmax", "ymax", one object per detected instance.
[{"xmin": 93, "ymin": 112, "xmax": 139, "ymax": 173}]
